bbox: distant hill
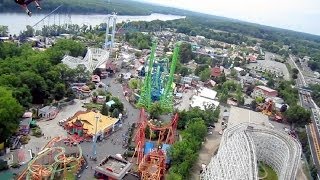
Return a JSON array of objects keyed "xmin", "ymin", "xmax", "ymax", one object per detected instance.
[{"xmin": 0, "ymin": 0, "xmax": 193, "ymax": 15}]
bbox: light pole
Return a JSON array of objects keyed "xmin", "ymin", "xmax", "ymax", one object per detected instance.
[{"xmin": 92, "ymin": 113, "xmax": 100, "ymax": 158}]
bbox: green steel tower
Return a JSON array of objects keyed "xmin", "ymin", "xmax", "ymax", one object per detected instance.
[
  {"xmin": 137, "ymin": 41, "xmax": 157, "ymax": 110},
  {"xmin": 159, "ymin": 43, "xmax": 180, "ymax": 113}
]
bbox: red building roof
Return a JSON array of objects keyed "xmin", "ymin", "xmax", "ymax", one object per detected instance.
[
  {"xmin": 211, "ymin": 66, "xmax": 221, "ymax": 77},
  {"xmin": 248, "ymin": 55, "xmax": 257, "ymax": 62}
]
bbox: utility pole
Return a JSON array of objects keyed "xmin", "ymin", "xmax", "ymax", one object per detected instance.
[{"xmin": 92, "ymin": 113, "xmax": 100, "ymax": 158}]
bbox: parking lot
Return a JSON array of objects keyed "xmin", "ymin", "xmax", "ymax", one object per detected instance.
[{"xmin": 247, "ymin": 52, "xmax": 290, "ymax": 80}]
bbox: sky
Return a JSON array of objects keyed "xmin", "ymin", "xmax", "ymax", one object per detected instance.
[{"xmin": 138, "ymin": 0, "xmax": 320, "ymax": 36}]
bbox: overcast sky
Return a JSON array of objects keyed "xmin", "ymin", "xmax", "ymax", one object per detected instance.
[{"xmin": 138, "ymin": 0, "xmax": 320, "ymax": 36}]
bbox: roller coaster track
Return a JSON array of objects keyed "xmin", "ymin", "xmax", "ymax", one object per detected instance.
[
  {"xmin": 310, "ymin": 123, "xmax": 320, "ymax": 163},
  {"xmin": 17, "ymin": 136, "xmax": 83, "ymax": 180},
  {"xmin": 32, "ymin": 5, "xmax": 63, "ymax": 28}
]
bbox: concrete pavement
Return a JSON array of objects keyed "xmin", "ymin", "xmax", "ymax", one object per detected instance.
[{"xmin": 77, "ymin": 75, "xmax": 140, "ymax": 180}]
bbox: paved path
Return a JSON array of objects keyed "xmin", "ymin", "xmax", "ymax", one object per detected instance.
[
  {"xmin": 24, "ymin": 99, "xmax": 85, "ymax": 154},
  {"xmin": 78, "ymin": 76, "xmax": 140, "ymax": 179},
  {"xmin": 190, "ymin": 106, "xmax": 226, "ymax": 180}
]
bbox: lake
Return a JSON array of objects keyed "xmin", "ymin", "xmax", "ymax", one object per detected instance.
[{"xmin": 0, "ymin": 13, "xmax": 185, "ymax": 35}]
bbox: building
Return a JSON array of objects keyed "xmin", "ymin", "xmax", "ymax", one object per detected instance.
[
  {"xmin": 181, "ymin": 76, "xmax": 193, "ymax": 85},
  {"xmin": 19, "ymin": 117, "xmax": 32, "ymax": 135},
  {"xmin": 233, "ymin": 67, "xmax": 245, "ymax": 73},
  {"xmin": 92, "ymin": 75, "xmax": 101, "ymax": 83},
  {"xmin": 252, "ymin": 85, "xmax": 278, "ymax": 98},
  {"xmin": 190, "ymin": 95, "xmax": 220, "ymax": 110},
  {"xmin": 19, "ymin": 112, "xmax": 33, "ymax": 135},
  {"xmin": 106, "ymin": 62, "xmax": 117, "ymax": 75},
  {"xmin": 65, "ymin": 111, "xmax": 118, "ymax": 139},
  {"xmin": 200, "ymin": 123, "xmax": 301, "ymax": 180},
  {"xmin": 197, "ymin": 87, "xmax": 217, "ymax": 100},
  {"xmin": 240, "ymin": 76, "xmax": 255, "ymax": 88},
  {"xmin": 248, "ymin": 55, "xmax": 257, "ymax": 63},
  {"xmin": 38, "ymin": 106, "xmax": 58, "ymax": 119},
  {"xmin": 94, "ymin": 155, "xmax": 133, "ymax": 180},
  {"xmin": 211, "ymin": 66, "xmax": 222, "ymax": 78}
]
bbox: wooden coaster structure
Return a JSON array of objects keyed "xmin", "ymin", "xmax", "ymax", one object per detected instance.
[{"xmin": 132, "ymin": 108, "xmax": 179, "ymax": 180}]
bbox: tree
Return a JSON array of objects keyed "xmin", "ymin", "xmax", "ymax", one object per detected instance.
[
  {"xmin": 277, "ymin": 80, "xmax": 299, "ymax": 106},
  {"xmin": 149, "ymin": 102, "xmax": 162, "ymax": 119},
  {"xmin": 101, "ymin": 103, "xmax": 109, "ymax": 116},
  {"xmin": 93, "ymin": 68, "xmax": 102, "ymax": 77},
  {"xmin": 112, "ymin": 108, "xmax": 119, "ymax": 118},
  {"xmin": 292, "ymin": 73, "xmax": 298, "ymax": 79},
  {"xmin": 19, "ymin": 71, "xmax": 48, "ymax": 104},
  {"xmin": 169, "ymin": 118, "xmax": 207, "ymax": 178},
  {"xmin": 194, "ymin": 65, "xmax": 209, "ymax": 76},
  {"xmin": 267, "ymin": 78, "xmax": 275, "ymax": 88},
  {"xmin": 0, "ymin": 25, "xmax": 9, "ymax": 37},
  {"xmin": 179, "ymin": 66, "xmax": 190, "ymax": 77},
  {"xmin": 65, "ymin": 88, "xmax": 76, "ymax": 101},
  {"xmin": 199, "ymin": 68, "xmax": 211, "ymax": 82},
  {"xmin": 310, "ymin": 165, "xmax": 318, "ymax": 180},
  {"xmin": 179, "ymin": 42, "xmax": 192, "ymax": 63},
  {"xmin": 292, "ymin": 68, "xmax": 299, "ymax": 74},
  {"xmin": 20, "ymin": 25, "xmax": 34, "ymax": 38},
  {"xmin": 251, "ymin": 100, "xmax": 257, "ymax": 111},
  {"xmin": 310, "ymin": 84, "xmax": 320, "ymax": 106},
  {"xmin": 246, "ymin": 84, "xmax": 255, "ymax": 96},
  {"xmin": 128, "ymin": 78, "xmax": 140, "ymax": 89},
  {"xmin": 166, "ymin": 172, "xmax": 183, "ymax": 180},
  {"xmin": 0, "ymin": 87, "xmax": 23, "ymax": 142},
  {"xmin": 230, "ymin": 69, "xmax": 237, "ymax": 78},
  {"xmin": 53, "ymin": 83, "xmax": 66, "ymax": 100},
  {"xmin": 217, "ymin": 73, "xmax": 227, "ymax": 84},
  {"xmin": 239, "ymin": 70, "xmax": 247, "ymax": 76},
  {"xmin": 184, "ymin": 118, "xmax": 207, "ymax": 142},
  {"xmin": 284, "ymin": 105, "xmax": 311, "ymax": 128},
  {"xmin": 110, "ymin": 97, "xmax": 124, "ymax": 112},
  {"xmin": 135, "ymin": 51, "xmax": 142, "ymax": 58},
  {"xmin": 235, "ymin": 86, "xmax": 244, "ymax": 105}
]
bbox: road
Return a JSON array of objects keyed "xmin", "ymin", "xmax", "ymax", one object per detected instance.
[
  {"xmin": 78, "ymin": 74, "xmax": 140, "ymax": 180},
  {"xmin": 289, "ymin": 55, "xmax": 320, "ymax": 179}
]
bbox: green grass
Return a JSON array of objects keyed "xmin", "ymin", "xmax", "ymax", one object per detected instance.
[
  {"xmin": 258, "ymin": 162, "xmax": 278, "ymax": 180},
  {"xmin": 83, "ymin": 103, "xmax": 102, "ymax": 110},
  {"xmin": 65, "ymin": 161, "xmax": 78, "ymax": 180}
]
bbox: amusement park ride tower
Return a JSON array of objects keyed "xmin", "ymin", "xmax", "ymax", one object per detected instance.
[
  {"xmin": 137, "ymin": 41, "xmax": 157, "ymax": 110},
  {"xmin": 137, "ymin": 41, "xmax": 180, "ymax": 113},
  {"xmin": 104, "ymin": 12, "xmax": 117, "ymax": 50},
  {"xmin": 134, "ymin": 41, "xmax": 180, "ymax": 180}
]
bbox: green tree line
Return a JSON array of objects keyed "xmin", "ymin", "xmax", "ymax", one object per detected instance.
[
  {"xmin": 0, "ymin": 39, "xmax": 88, "ymax": 142},
  {"xmin": 0, "ymin": 0, "xmax": 192, "ymax": 16}
]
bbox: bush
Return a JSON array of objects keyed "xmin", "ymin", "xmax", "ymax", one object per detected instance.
[
  {"xmin": 11, "ymin": 163, "xmax": 20, "ymax": 168},
  {"xmin": 30, "ymin": 123, "xmax": 38, "ymax": 128},
  {"xmin": 86, "ymin": 82, "xmax": 96, "ymax": 90},
  {"xmin": 20, "ymin": 135, "xmax": 30, "ymax": 145},
  {"xmin": 0, "ymin": 160, "xmax": 9, "ymax": 171},
  {"xmin": 31, "ymin": 127, "xmax": 43, "ymax": 137},
  {"xmin": 123, "ymin": 151, "xmax": 135, "ymax": 157}
]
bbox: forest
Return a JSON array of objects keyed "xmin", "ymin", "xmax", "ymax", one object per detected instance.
[
  {"xmin": 0, "ymin": 39, "xmax": 88, "ymax": 142},
  {"xmin": 2, "ymin": 0, "xmax": 320, "ymax": 68},
  {"xmin": 0, "ymin": 0, "xmax": 192, "ymax": 16},
  {"xmin": 124, "ymin": 14, "xmax": 320, "ymax": 71}
]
